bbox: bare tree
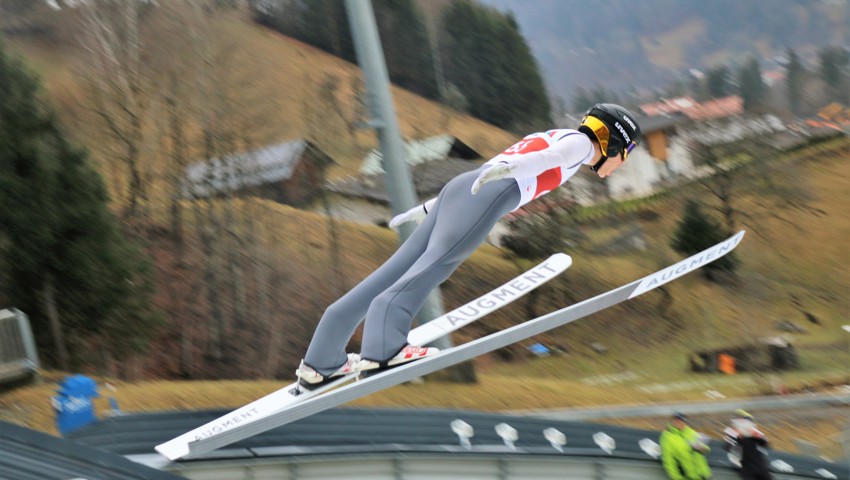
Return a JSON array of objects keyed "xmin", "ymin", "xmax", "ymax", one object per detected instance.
[
  {"xmin": 42, "ymin": 274, "xmax": 70, "ymax": 371},
  {"xmin": 682, "ymin": 115, "xmax": 821, "ymax": 241},
  {"xmin": 169, "ymin": 1, "xmax": 281, "ymax": 376},
  {"xmin": 71, "ymin": 0, "xmax": 155, "ymax": 219},
  {"xmin": 691, "ymin": 135, "xmax": 815, "ymax": 236},
  {"xmin": 302, "ymin": 73, "xmax": 354, "ymax": 296}
]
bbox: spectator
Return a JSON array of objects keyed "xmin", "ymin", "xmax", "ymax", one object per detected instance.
[
  {"xmin": 660, "ymin": 412, "xmax": 713, "ymax": 480},
  {"xmin": 723, "ymin": 409, "xmax": 773, "ymax": 480}
]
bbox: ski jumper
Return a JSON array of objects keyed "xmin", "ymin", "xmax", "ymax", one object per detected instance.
[{"xmin": 304, "ymin": 129, "xmax": 595, "ymax": 374}]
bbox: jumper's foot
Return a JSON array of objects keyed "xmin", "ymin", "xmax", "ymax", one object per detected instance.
[
  {"xmin": 359, "ymin": 345, "xmax": 440, "ymax": 373},
  {"xmin": 294, "ymin": 353, "xmax": 360, "ymax": 391}
]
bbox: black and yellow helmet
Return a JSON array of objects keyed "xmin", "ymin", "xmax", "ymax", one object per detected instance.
[
  {"xmin": 733, "ymin": 409, "xmax": 754, "ymax": 421},
  {"xmin": 578, "ymin": 103, "xmax": 642, "ymax": 171}
]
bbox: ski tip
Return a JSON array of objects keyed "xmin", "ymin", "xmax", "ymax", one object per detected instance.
[
  {"xmin": 629, "ymin": 231, "xmax": 745, "ymax": 299},
  {"xmin": 549, "ymin": 252, "xmax": 573, "ymax": 269}
]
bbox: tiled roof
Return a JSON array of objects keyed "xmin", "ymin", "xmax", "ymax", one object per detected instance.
[
  {"xmin": 639, "ymin": 97, "xmax": 697, "ymax": 116},
  {"xmin": 327, "ymin": 157, "xmax": 481, "ymax": 203},
  {"xmin": 638, "ymin": 114, "xmax": 683, "ymax": 133},
  {"xmin": 639, "ymin": 96, "xmax": 743, "ymax": 122},
  {"xmin": 183, "ymin": 139, "xmax": 330, "ymax": 198},
  {"xmin": 684, "ymin": 96, "xmax": 744, "ymax": 121},
  {"xmin": 360, "ymin": 135, "xmax": 481, "ymax": 175},
  {"xmin": 0, "ymin": 420, "xmax": 184, "ymax": 480}
]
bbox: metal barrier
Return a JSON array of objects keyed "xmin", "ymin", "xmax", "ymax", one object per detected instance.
[{"xmin": 0, "ymin": 308, "xmax": 39, "ymax": 385}]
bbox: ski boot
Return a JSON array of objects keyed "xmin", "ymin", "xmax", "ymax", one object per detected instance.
[
  {"xmin": 295, "ymin": 353, "xmax": 361, "ymax": 390},
  {"xmin": 359, "ymin": 345, "xmax": 440, "ymax": 375}
]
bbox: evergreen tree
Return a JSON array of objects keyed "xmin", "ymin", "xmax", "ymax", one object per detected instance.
[
  {"xmin": 374, "ymin": 0, "xmax": 438, "ymax": 100},
  {"xmin": 0, "ymin": 41, "xmax": 159, "ymax": 371},
  {"xmin": 572, "ymin": 86, "xmax": 592, "ymax": 113},
  {"xmin": 738, "ymin": 57, "xmax": 767, "ymax": 113},
  {"xmin": 705, "ymin": 65, "xmax": 732, "ymax": 99},
  {"xmin": 297, "ymin": 0, "xmax": 356, "ymax": 61},
  {"xmin": 785, "ymin": 48, "xmax": 805, "ymax": 117},
  {"xmin": 572, "ymin": 85, "xmax": 620, "ymax": 113},
  {"xmin": 671, "ymin": 200, "xmax": 737, "ymax": 280},
  {"xmin": 687, "ymin": 72, "xmax": 707, "ymax": 101},
  {"xmin": 818, "ymin": 46, "xmax": 850, "ymax": 105},
  {"xmin": 251, "ymin": 0, "xmax": 438, "ymax": 101},
  {"xmin": 441, "ymin": 0, "xmax": 550, "ymax": 131}
]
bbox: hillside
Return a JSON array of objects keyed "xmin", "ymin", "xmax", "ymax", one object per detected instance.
[
  {"xmin": 66, "ymin": 135, "xmax": 850, "ymax": 386},
  {"xmin": 4, "ymin": 150, "xmax": 850, "ymax": 451},
  {"xmin": 3, "ymin": 8, "xmax": 517, "ymax": 190},
  {"xmin": 478, "ymin": 0, "xmax": 848, "ymax": 102},
  {"xmin": 3, "ymin": 5, "xmax": 848, "ymax": 383}
]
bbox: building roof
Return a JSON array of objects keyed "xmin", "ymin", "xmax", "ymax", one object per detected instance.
[
  {"xmin": 328, "ymin": 157, "xmax": 481, "ymax": 203},
  {"xmin": 0, "ymin": 420, "xmax": 183, "ymax": 480},
  {"xmin": 639, "ymin": 96, "xmax": 743, "ymax": 122},
  {"xmin": 360, "ymin": 135, "xmax": 481, "ymax": 175},
  {"xmin": 639, "ymin": 97, "xmax": 697, "ymax": 116},
  {"xmin": 638, "ymin": 114, "xmax": 683, "ymax": 133},
  {"xmin": 678, "ymin": 113, "xmax": 790, "ymax": 147},
  {"xmin": 684, "ymin": 96, "xmax": 743, "ymax": 121},
  {"xmin": 66, "ymin": 407, "xmax": 848, "ymax": 479},
  {"xmin": 183, "ymin": 139, "xmax": 332, "ymax": 198}
]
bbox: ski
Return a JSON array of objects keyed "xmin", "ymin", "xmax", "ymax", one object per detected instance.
[
  {"xmin": 155, "ymin": 253, "xmax": 572, "ymax": 461},
  {"xmin": 183, "ymin": 231, "xmax": 744, "ymax": 459}
]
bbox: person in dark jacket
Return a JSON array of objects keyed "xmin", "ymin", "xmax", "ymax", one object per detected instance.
[{"xmin": 723, "ymin": 409, "xmax": 773, "ymax": 480}]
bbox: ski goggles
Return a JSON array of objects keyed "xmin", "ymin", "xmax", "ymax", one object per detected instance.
[
  {"xmin": 581, "ymin": 115, "xmax": 612, "ymax": 156},
  {"xmin": 581, "ymin": 115, "xmax": 638, "ymax": 160}
]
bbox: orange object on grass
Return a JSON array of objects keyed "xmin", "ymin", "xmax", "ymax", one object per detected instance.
[{"xmin": 718, "ymin": 353, "xmax": 736, "ymax": 375}]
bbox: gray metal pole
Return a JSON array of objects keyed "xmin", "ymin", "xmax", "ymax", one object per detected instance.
[
  {"xmin": 344, "ymin": 0, "xmax": 416, "ymax": 216},
  {"xmin": 344, "ymin": 0, "xmax": 449, "ymax": 349}
]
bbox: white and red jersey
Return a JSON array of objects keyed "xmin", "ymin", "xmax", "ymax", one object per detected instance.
[{"xmin": 484, "ymin": 129, "xmax": 594, "ymax": 210}]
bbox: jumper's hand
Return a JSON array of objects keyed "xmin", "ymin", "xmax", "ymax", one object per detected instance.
[
  {"xmin": 389, "ymin": 204, "xmax": 427, "ymax": 229},
  {"xmin": 471, "ymin": 162, "xmax": 515, "ymax": 195}
]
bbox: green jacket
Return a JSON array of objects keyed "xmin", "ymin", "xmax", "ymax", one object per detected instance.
[{"xmin": 659, "ymin": 424, "xmax": 713, "ymax": 480}]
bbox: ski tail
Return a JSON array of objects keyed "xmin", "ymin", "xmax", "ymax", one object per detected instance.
[{"xmin": 156, "ymin": 253, "xmax": 571, "ymax": 461}]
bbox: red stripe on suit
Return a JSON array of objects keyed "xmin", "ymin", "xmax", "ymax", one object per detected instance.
[{"xmin": 533, "ymin": 167, "xmax": 562, "ymax": 198}]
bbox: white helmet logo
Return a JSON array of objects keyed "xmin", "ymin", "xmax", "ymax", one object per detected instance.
[{"xmin": 614, "ymin": 122, "xmax": 631, "ymax": 144}]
